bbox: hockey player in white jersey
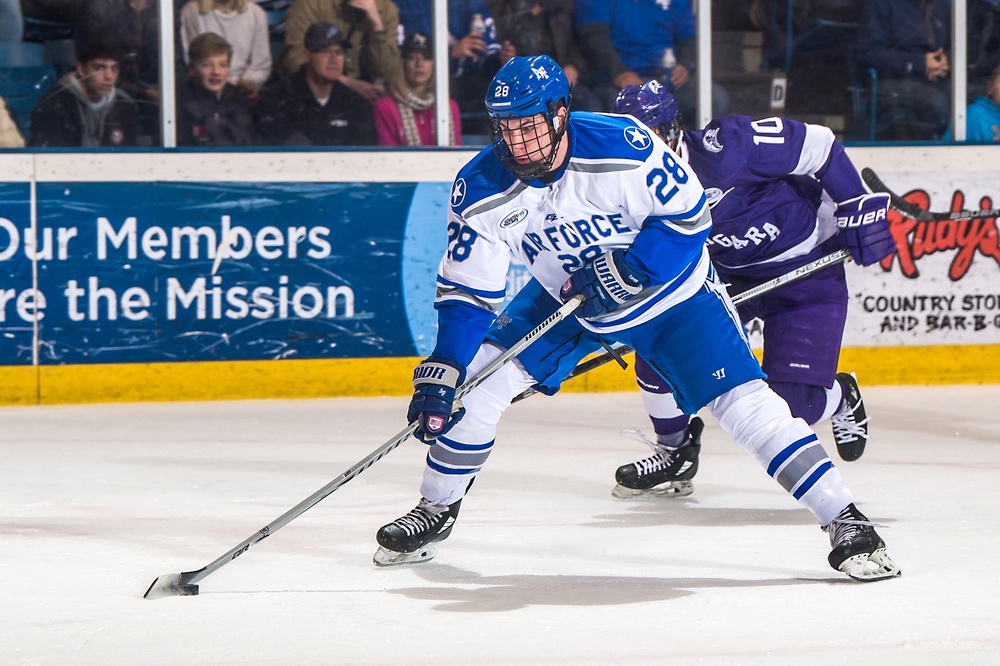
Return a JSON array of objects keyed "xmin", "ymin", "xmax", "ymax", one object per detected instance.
[{"xmin": 374, "ymin": 55, "xmax": 900, "ymax": 581}]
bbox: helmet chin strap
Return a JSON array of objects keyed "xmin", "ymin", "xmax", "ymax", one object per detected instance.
[
  {"xmin": 535, "ymin": 116, "xmax": 568, "ymax": 180},
  {"xmin": 672, "ymin": 128, "xmax": 685, "ymax": 155}
]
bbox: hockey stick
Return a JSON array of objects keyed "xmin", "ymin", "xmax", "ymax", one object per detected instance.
[
  {"xmin": 861, "ymin": 167, "xmax": 1000, "ymax": 222},
  {"xmin": 511, "ymin": 248, "xmax": 851, "ymax": 403},
  {"xmin": 143, "ymin": 294, "xmax": 584, "ymax": 600}
]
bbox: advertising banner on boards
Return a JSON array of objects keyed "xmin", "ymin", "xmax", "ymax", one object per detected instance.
[
  {"xmin": 0, "ymin": 183, "xmax": 33, "ymax": 365},
  {"xmin": 838, "ymin": 173, "xmax": 1000, "ymax": 347},
  {"xmin": 1, "ymin": 172, "xmax": 998, "ymax": 367},
  {"xmin": 2, "ymin": 181, "xmax": 428, "ymax": 365}
]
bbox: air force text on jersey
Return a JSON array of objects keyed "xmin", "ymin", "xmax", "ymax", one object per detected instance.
[{"xmin": 437, "ymin": 112, "xmax": 711, "ymax": 334}]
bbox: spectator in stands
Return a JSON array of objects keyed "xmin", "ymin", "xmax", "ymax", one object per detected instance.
[
  {"xmin": 280, "ymin": 0, "xmax": 400, "ymax": 103},
  {"xmin": 372, "ymin": 32, "xmax": 461, "ymax": 146},
  {"xmin": 946, "ymin": 62, "xmax": 1000, "ymax": 142},
  {"xmin": 0, "ymin": 96, "xmax": 26, "ymax": 148},
  {"xmin": 395, "ymin": 0, "xmax": 514, "ymax": 135},
  {"xmin": 177, "ymin": 31, "xmax": 259, "ymax": 145},
  {"xmin": 574, "ymin": 0, "xmax": 729, "ymax": 118},
  {"xmin": 180, "ymin": 0, "xmax": 272, "ymax": 100},
  {"xmin": 257, "ymin": 22, "xmax": 377, "ymax": 145},
  {"xmin": 29, "ymin": 35, "xmax": 139, "ymax": 147},
  {"xmin": 0, "ymin": 0, "xmax": 23, "ymax": 41},
  {"xmin": 486, "ymin": 0, "xmax": 600, "ymax": 111},
  {"xmin": 81, "ymin": 0, "xmax": 161, "ymax": 141},
  {"xmin": 967, "ymin": 0, "xmax": 1000, "ymax": 99},
  {"xmin": 856, "ymin": 0, "xmax": 951, "ymax": 140}
]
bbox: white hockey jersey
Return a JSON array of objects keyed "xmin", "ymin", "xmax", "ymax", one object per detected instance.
[{"xmin": 437, "ymin": 111, "xmax": 712, "ymax": 335}]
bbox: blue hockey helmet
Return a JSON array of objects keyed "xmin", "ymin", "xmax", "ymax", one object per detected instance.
[
  {"xmin": 485, "ymin": 55, "xmax": 571, "ymax": 180},
  {"xmin": 612, "ymin": 80, "xmax": 683, "ymax": 150}
]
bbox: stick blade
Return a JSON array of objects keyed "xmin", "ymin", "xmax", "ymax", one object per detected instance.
[{"xmin": 144, "ymin": 573, "xmax": 200, "ymax": 600}]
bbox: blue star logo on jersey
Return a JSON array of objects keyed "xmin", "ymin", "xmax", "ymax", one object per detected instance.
[
  {"xmin": 451, "ymin": 179, "xmax": 467, "ymax": 207},
  {"xmin": 624, "ymin": 127, "xmax": 651, "ymax": 150}
]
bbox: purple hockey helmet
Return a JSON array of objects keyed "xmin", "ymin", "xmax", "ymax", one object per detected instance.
[{"xmin": 612, "ymin": 79, "xmax": 683, "ymax": 150}]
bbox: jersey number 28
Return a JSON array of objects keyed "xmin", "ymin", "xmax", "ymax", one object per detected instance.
[
  {"xmin": 446, "ymin": 221, "xmax": 478, "ymax": 261},
  {"xmin": 646, "ymin": 153, "xmax": 689, "ymax": 204}
]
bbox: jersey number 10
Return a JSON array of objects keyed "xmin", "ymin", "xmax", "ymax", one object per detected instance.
[{"xmin": 751, "ymin": 117, "xmax": 786, "ymax": 145}]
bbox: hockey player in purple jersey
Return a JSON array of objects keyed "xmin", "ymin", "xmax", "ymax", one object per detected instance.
[
  {"xmin": 609, "ymin": 80, "xmax": 896, "ymax": 500},
  {"xmin": 374, "ymin": 56, "xmax": 899, "ymax": 582}
]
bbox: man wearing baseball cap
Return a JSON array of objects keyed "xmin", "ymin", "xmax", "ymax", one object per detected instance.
[
  {"xmin": 279, "ymin": 0, "xmax": 400, "ymax": 103},
  {"xmin": 258, "ymin": 22, "xmax": 377, "ymax": 145}
]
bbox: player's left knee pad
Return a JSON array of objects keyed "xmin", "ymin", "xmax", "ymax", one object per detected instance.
[
  {"xmin": 708, "ymin": 379, "xmax": 794, "ymax": 453},
  {"xmin": 445, "ymin": 342, "xmax": 536, "ymax": 442}
]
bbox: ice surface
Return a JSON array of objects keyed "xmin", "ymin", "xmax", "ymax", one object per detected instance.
[{"xmin": 3, "ymin": 386, "xmax": 1000, "ymax": 665}]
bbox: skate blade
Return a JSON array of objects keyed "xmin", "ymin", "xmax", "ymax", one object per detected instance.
[
  {"xmin": 373, "ymin": 543, "xmax": 440, "ymax": 567},
  {"xmin": 836, "ymin": 441, "xmax": 866, "ymax": 462},
  {"xmin": 839, "ymin": 548, "xmax": 901, "ymax": 582},
  {"xmin": 611, "ymin": 480, "xmax": 693, "ymax": 499}
]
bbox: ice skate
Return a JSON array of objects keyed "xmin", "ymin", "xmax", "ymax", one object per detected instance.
[
  {"xmin": 612, "ymin": 417, "xmax": 703, "ymax": 498},
  {"xmin": 822, "ymin": 503, "xmax": 900, "ymax": 581},
  {"xmin": 831, "ymin": 372, "xmax": 869, "ymax": 462},
  {"xmin": 373, "ymin": 497, "xmax": 462, "ymax": 566}
]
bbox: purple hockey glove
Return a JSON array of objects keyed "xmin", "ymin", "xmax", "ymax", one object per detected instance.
[
  {"xmin": 560, "ymin": 249, "xmax": 648, "ymax": 318},
  {"xmin": 835, "ymin": 192, "xmax": 896, "ymax": 266},
  {"xmin": 407, "ymin": 356, "xmax": 467, "ymax": 443}
]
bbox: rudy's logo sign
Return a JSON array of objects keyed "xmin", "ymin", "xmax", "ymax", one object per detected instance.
[{"xmin": 883, "ymin": 189, "xmax": 1000, "ymax": 281}]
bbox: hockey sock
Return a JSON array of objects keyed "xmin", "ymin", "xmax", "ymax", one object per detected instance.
[
  {"xmin": 419, "ymin": 343, "xmax": 536, "ymax": 506},
  {"xmin": 709, "ymin": 379, "xmax": 852, "ymax": 526},
  {"xmin": 636, "ymin": 356, "xmax": 688, "ymax": 446},
  {"xmin": 821, "ymin": 379, "xmax": 844, "ymax": 422}
]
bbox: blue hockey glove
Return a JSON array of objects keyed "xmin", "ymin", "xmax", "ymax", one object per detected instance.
[
  {"xmin": 560, "ymin": 249, "xmax": 648, "ymax": 319},
  {"xmin": 407, "ymin": 356, "xmax": 467, "ymax": 443},
  {"xmin": 835, "ymin": 192, "xmax": 896, "ymax": 266}
]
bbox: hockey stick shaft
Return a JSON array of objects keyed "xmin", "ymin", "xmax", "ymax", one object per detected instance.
[
  {"xmin": 144, "ymin": 295, "xmax": 584, "ymax": 599},
  {"xmin": 512, "ymin": 249, "xmax": 851, "ymax": 403},
  {"xmin": 861, "ymin": 167, "xmax": 1000, "ymax": 222},
  {"xmin": 727, "ymin": 248, "xmax": 850, "ymax": 304}
]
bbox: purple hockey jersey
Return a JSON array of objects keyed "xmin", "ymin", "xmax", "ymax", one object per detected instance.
[{"xmin": 678, "ymin": 115, "xmax": 867, "ymax": 281}]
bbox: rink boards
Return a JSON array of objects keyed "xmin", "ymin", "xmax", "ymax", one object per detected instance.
[{"xmin": 0, "ymin": 147, "xmax": 998, "ymax": 404}]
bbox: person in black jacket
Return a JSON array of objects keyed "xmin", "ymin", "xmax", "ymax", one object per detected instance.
[
  {"xmin": 856, "ymin": 0, "xmax": 951, "ymax": 140},
  {"xmin": 256, "ymin": 22, "xmax": 377, "ymax": 146},
  {"xmin": 29, "ymin": 35, "xmax": 139, "ymax": 147},
  {"xmin": 177, "ymin": 31, "xmax": 259, "ymax": 146}
]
